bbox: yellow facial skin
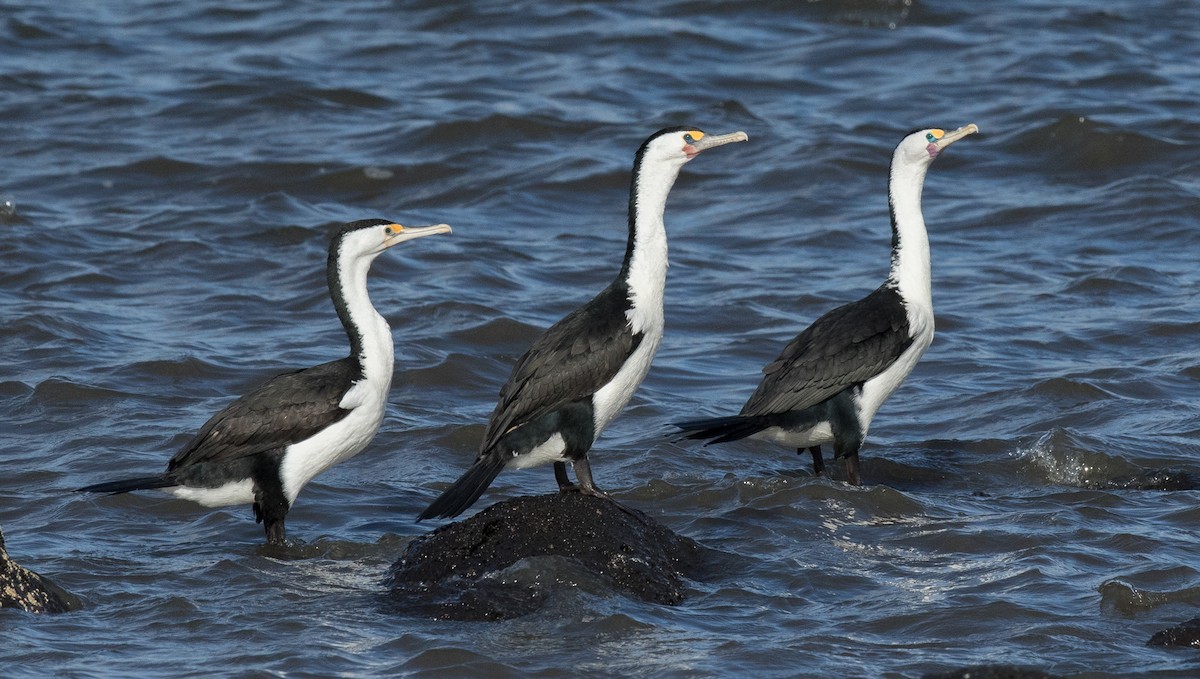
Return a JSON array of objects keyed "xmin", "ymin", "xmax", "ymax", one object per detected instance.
[{"xmin": 683, "ymin": 130, "xmax": 748, "ymax": 158}]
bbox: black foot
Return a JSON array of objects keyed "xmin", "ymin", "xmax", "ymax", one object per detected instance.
[
  {"xmin": 572, "ymin": 458, "xmax": 610, "ymax": 499},
  {"xmin": 264, "ymin": 518, "xmax": 287, "ymax": 546},
  {"xmin": 554, "ymin": 461, "xmax": 577, "ymax": 492},
  {"xmin": 843, "ymin": 453, "xmax": 861, "ymax": 486},
  {"xmin": 253, "ymin": 481, "xmax": 290, "ymax": 545},
  {"xmin": 807, "ymin": 446, "xmax": 825, "ymax": 477}
]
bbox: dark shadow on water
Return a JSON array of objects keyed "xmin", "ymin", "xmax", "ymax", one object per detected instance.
[{"xmin": 255, "ymin": 533, "xmax": 409, "ymax": 561}]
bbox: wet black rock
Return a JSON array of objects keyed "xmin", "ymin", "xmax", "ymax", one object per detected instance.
[
  {"xmin": 1148, "ymin": 617, "xmax": 1200, "ymax": 648},
  {"xmin": 922, "ymin": 665, "xmax": 1064, "ymax": 679},
  {"xmin": 388, "ymin": 492, "xmax": 715, "ymax": 621},
  {"xmin": 1097, "ymin": 468, "xmax": 1200, "ymax": 491},
  {"xmin": 0, "ymin": 527, "xmax": 80, "ymax": 614}
]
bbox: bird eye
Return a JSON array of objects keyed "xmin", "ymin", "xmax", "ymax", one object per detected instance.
[
  {"xmin": 683, "ymin": 133, "xmax": 695, "ymax": 144},
  {"xmin": 925, "ymin": 133, "xmax": 936, "ymax": 143}
]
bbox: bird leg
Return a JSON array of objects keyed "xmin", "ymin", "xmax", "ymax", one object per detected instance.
[
  {"xmin": 252, "ymin": 468, "xmax": 290, "ymax": 546},
  {"xmin": 571, "ymin": 457, "xmax": 610, "ymax": 499},
  {"xmin": 253, "ymin": 497, "xmax": 289, "ymax": 545},
  {"xmin": 554, "ymin": 461, "xmax": 576, "ymax": 492},
  {"xmin": 832, "ymin": 434, "xmax": 863, "ymax": 486},
  {"xmin": 806, "ymin": 446, "xmax": 825, "ymax": 477},
  {"xmin": 843, "ymin": 452, "xmax": 862, "ymax": 486},
  {"xmin": 263, "ymin": 516, "xmax": 287, "ymax": 546}
]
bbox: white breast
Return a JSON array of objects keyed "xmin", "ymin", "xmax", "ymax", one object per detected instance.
[
  {"xmin": 277, "ymin": 376, "xmax": 390, "ymax": 504},
  {"xmin": 856, "ymin": 308, "xmax": 934, "ymax": 435},
  {"xmin": 590, "ymin": 323, "xmax": 663, "ymax": 437}
]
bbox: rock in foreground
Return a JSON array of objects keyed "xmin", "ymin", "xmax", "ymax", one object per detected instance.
[
  {"xmin": 1, "ymin": 527, "xmax": 80, "ymax": 614},
  {"xmin": 389, "ymin": 492, "xmax": 715, "ymax": 620},
  {"xmin": 1148, "ymin": 617, "xmax": 1200, "ymax": 647}
]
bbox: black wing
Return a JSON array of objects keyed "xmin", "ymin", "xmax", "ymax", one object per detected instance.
[
  {"xmin": 741, "ymin": 285, "xmax": 913, "ymax": 416},
  {"xmin": 167, "ymin": 357, "xmax": 357, "ymax": 471},
  {"xmin": 480, "ymin": 284, "xmax": 642, "ymax": 454}
]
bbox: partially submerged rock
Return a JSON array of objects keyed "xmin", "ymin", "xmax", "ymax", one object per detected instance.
[
  {"xmin": 389, "ymin": 492, "xmax": 715, "ymax": 620},
  {"xmin": 1097, "ymin": 468, "xmax": 1200, "ymax": 491},
  {"xmin": 1, "ymin": 527, "xmax": 80, "ymax": 614},
  {"xmin": 1148, "ymin": 617, "xmax": 1200, "ymax": 648}
]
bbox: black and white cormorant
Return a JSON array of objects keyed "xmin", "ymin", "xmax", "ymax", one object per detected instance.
[
  {"xmin": 78, "ymin": 219, "xmax": 452, "ymax": 544},
  {"xmin": 417, "ymin": 127, "xmax": 748, "ymax": 521},
  {"xmin": 675, "ymin": 124, "xmax": 978, "ymax": 485}
]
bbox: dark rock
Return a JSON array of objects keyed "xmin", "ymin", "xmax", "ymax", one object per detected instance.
[
  {"xmin": 1148, "ymin": 616, "xmax": 1200, "ymax": 647},
  {"xmin": 922, "ymin": 665, "xmax": 1064, "ymax": 679},
  {"xmin": 1094, "ymin": 468, "xmax": 1200, "ymax": 491},
  {"xmin": 0, "ymin": 527, "xmax": 80, "ymax": 614},
  {"xmin": 388, "ymin": 492, "xmax": 715, "ymax": 621}
]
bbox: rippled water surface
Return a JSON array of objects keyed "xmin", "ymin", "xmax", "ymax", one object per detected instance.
[{"xmin": 3, "ymin": 1, "xmax": 1199, "ymax": 677}]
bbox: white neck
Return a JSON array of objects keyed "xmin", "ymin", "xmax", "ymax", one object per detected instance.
[
  {"xmin": 887, "ymin": 158, "xmax": 933, "ymax": 309},
  {"xmin": 622, "ymin": 159, "xmax": 682, "ymax": 334},
  {"xmin": 335, "ymin": 251, "xmax": 395, "ymax": 387}
]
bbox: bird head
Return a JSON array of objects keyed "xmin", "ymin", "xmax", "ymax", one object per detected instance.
[
  {"xmin": 638, "ymin": 127, "xmax": 749, "ymax": 168},
  {"xmin": 897, "ymin": 124, "xmax": 979, "ymax": 165},
  {"xmin": 335, "ymin": 219, "xmax": 453, "ymax": 259}
]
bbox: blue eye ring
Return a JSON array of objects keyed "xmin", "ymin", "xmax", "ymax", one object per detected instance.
[
  {"xmin": 926, "ymin": 132, "xmax": 936, "ymax": 143},
  {"xmin": 683, "ymin": 133, "xmax": 696, "ymax": 144}
]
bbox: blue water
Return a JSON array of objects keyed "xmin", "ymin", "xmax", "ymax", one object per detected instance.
[{"xmin": 2, "ymin": 1, "xmax": 1199, "ymax": 676}]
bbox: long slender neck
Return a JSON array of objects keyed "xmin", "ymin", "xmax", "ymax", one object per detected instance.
[
  {"xmin": 328, "ymin": 248, "xmax": 393, "ymax": 383},
  {"xmin": 617, "ymin": 154, "xmax": 681, "ymax": 332},
  {"xmin": 886, "ymin": 156, "xmax": 933, "ymax": 308}
]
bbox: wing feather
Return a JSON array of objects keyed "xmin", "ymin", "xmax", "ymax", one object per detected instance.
[
  {"xmin": 481, "ymin": 285, "xmax": 640, "ymax": 454},
  {"xmin": 741, "ymin": 286, "xmax": 912, "ymax": 416},
  {"xmin": 167, "ymin": 357, "xmax": 357, "ymax": 470}
]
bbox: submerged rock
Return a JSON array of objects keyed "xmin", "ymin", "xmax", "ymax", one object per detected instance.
[
  {"xmin": 388, "ymin": 492, "xmax": 715, "ymax": 620},
  {"xmin": 0, "ymin": 527, "xmax": 80, "ymax": 614},
  {"xmin": 1096, "ymin": 468, "xmax": 1200, "ymax": 491},
  {"xmin": 922, "ymin": 666, "xmax": 1063, "ymax": 679},
  {"xmin": 1148, "ymin": 617, "xmax": 1200, "ymax": 648}
]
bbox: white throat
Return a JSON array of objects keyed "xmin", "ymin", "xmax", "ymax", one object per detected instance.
[
  {"xmin": 623, "ymin": 158, "xmax": 683, "ymax": 334},
  {"xmin": 337, "ymin": 250, "xmax": 395, "ymax": 393},
  {"xmin": 887, "ymin": 158, "xmax": 933, "ymax": 310}
]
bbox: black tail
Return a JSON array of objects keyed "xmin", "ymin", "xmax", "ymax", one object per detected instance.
[
  {"xmin": 673, "ymin": 415, "xmax": 767, "ymax": 445},
  {"xmin": 417, "ymin": 455, "xmax": 506, "ymax": 522},
  {"xmin": 76, "ymin": 475, "xmax": 177, "ymax": 495}
]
